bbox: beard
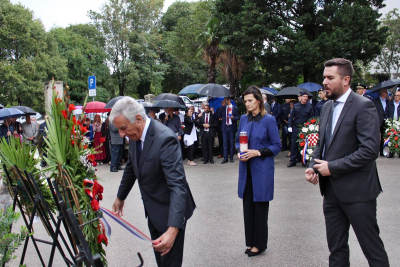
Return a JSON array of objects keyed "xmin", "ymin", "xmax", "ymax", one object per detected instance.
[{"xmin": 325, "ymin": 87, "xmax": 341, "ymax": 100}]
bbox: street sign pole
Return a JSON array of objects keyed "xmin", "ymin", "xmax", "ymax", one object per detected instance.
[{"xmin": 88, "ymin": 75, "xmax": 96, "ymax": 101}]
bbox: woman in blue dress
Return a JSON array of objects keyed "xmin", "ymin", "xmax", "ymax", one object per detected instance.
[{"xmin": 236, "ymin": 86, "xmax": 281, "ymax": 257}]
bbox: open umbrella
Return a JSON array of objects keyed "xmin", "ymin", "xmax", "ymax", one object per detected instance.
[
  {"xmin": 178, "ymin": 84, "xmax": 203, "ymax": 95},
  {"xmin": 0, "ymin": 104, "xmax": 4, "ymax": 109},
  {"xmin": 276, "ymin": 87, "xmax": 312, "ymax": 98},
  {"xmin": 196, "ymin": 84, "xmax": 231, "ymax": 97},
  {"xmin": 141, "ymin": 102, "xmax": 160, "ymax": 113},
  {"xmin": 84, "ymin": 101, "xmax": 111, "ymax": 113},
  {"xmin": 11, "ymin": 106, "xmax": 37, "ymax": 115},
  {"xmin": 154, "ymin": 93, "xmax": 186, "ymax": 106},
  {"xmin": 298, "ymin": 82, "xmax": 323, "ymax": 92},
  {"xmin": 369, "ymin": 79, "xmax": 400, "ymax": 93},
  {"xmin": 153, "ymin": 100, "xmax": 186, "ymax": 110},
  {"xmin": 105, "ymin": 96, "xmax": 126, "ymax": 109},
  {"xmin": 0, "ymin": 107, "xmax": 25, "ymax": 119},
  {"xmin": 260, "ymin": 87, "xmax": 278, "ymax": 95}
]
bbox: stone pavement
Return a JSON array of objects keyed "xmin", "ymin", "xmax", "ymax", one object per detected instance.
[{"xmin": 7, "ymin": 152, "xmax": 400, "ymax": 266}]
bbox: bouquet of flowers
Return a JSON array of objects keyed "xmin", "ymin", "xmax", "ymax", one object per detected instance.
[
  {"xmin": 384, "ymin": 118, "xmax": 400, "ymax": 154},
  {"xmin": 43, "ymin": 79, "xmax": 108, "ymax": 265},
  {"xmin": 297, "ymin": 117, "xmax": 320, "ymax": 166}
]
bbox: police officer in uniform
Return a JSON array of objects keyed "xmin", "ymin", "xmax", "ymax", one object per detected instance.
[
  {"xmin": 287, "ymin": 91, "xmax": 314, "ymax": 167},
  {"xmin": 356, "ymin": 83, "xmax": 372, "ymax": 100},
  {"xmin": 280, "ymin": 99, "xmax": 291, "ymax": 151},
  {"xmin": 314, "ymin": 88, "xmax": 328, "ymax": 117}
]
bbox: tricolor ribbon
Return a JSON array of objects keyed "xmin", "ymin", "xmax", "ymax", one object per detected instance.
[
  {"xmin": 99, "ymin": 217, "xmax": 111, "ymax": 237},
  {"xmin": 100, "ymin": 207, "xmax": 152, "ymax": 242},
  {"xmin": 302, "ymin": 138, "xmax": 308, "ymax": 165},
  {"xmin": 383, "ymin": 137, "xmax": 390, "ymax": 148}
]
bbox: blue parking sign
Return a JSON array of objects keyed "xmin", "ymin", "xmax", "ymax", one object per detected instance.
[{"xmin": 88, "ymin": 76, "xmax": 96, "ymax": 89}]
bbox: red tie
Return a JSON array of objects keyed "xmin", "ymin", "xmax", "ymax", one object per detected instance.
[
  {"xmin": 205, "ymin": 114, "xmax": 208, "ymax": 129},
  {"xmin": 227, "ymin": 107, "xmax": 231, "ymax": 124}
]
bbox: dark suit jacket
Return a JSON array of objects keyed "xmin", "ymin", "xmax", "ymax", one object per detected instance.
[
  {"xmin": 218, "ymin": 105, "xmax": 239, "ymax": 132},
  {"xmin": 384, "ymin": 100, "xmax": 400, "ymax": 120},
  {"xmin": 372, "ymin": 97, "xmax": 388, "ymax": 127},
  {"xmin": 117, "ymin": 119, "xmax": 196, "ymax": 232},
  {"xmin": 309, "ymin": 91, "xmax": 382, "ymax": 203},
  {"xmin": 270, "ymin": 102, "xmax": 282, "ymax": 124},
  {"xmin": 198, "ymin": 112, "xmax": 218, "ymax": 138},
  {"xmin": 184, "ymin": 115, "xmax": 197, "ymax": 134}
]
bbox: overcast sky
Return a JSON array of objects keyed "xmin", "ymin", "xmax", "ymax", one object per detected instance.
[{"xmin": 9, "ymin": 0, "xmax": 400, "ymax": 32}]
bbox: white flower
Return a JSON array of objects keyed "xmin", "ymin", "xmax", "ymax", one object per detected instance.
[
  {"xmin": 306, "ymin": 154, "xmax": 310, "ymax": 160},
  {"xmin": 307, "ymin": 149, "xmax": 313, "ymax": 155},
  {"xmin": 388, "ymin": 142, "xmax": 392, "ymax": 147},
  {"xmin": 316, "ymin": 125, "xmax": 319, "ymax": 131},
  {"xmin": 309, "ymin": 125, "xmax": 315, "ymax": 131},
  {"xmin": 302, "ymin": 127, "xmax": 308, "ymax": 133}
]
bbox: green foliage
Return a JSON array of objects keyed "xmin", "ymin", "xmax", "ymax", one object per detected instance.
[
  {"xmin": 48, "ymin": 25, "xmax": 113, "ymax": 104},
  {"xmin": 0, "ymin": 0, "xmax": 67, "ymax": 113},
  {"xmin": 374, "ymin": 8, "xmax": 400, "ymax": 75},
  {"xmin": 215, "ymin": 0, "xmax": 388, "ymax": 87},
  {"xmin": 0, "ymin": 207, "xmax": 30, "ymax": 264},
  {"xmin": 89, "ymin": 0, "xmax": 165, "ymax": 98}
]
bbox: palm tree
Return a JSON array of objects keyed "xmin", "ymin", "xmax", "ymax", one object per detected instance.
[
  {"xmin": 220, "ymin": 49, "xmax": 246, "ymax": 98},
  {"xmin": 197, "ymin": 17, "xmax": 226, "ymax": 84}
]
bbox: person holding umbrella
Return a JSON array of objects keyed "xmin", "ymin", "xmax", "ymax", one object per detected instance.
[
  {"xmin": 287, "ymin": 91, "xmax": 314, "ymax": 167},
  {"xmin": 163, "ymin": 108, "xmax": 183, "ymax": 141},
  {"xmin": 0, "ymin": 117, "xmax": 14, "ymax": 141}
]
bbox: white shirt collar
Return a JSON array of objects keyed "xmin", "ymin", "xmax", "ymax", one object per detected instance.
[
  {"xmin": 227, "ymin": 104, "xmax": 232, "ymax": 108},
  {"xmin": 336, "ymin": 88, "xmax": 352, "ymax": 103},
  {"xmin": 140, "ymin": 118, "xmax": 151, "ymax": 145}
]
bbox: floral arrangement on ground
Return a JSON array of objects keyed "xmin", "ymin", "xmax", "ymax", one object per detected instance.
[
  {"xmin": 384, "ymin": 118, "xmax": 400, "ymax": 155},
  {"xmin": 297, "ymin": 117, "xmax": 320, "ymax": 166}
]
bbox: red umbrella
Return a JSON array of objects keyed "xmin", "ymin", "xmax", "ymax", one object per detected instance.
[{"xmin": 84, "ymin": 101, "xmax": 111, "ymax": 113}]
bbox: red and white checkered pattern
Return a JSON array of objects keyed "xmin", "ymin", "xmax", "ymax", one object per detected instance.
[{"xmin": 307, "ymin": 133, "xmax": 319, "ymax": 147}]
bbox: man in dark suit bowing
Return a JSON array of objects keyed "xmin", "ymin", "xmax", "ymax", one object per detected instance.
[
  {"xmin": 110, "ymin": 97, "xmax": 196, "ymax": 267},
  {"xmin": 305, "ymin": 58, "xmax": 389, "ymax": 266},
  {"xmin": 198, "ymin": 103, "xmax": 218, "ymax": 164}
]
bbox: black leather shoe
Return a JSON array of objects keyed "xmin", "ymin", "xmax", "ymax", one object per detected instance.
[
  {"xmin": 387, "ymin": 152, "xmax": 394, "ymax": 158},
  {"xmin": 245, "ymin": 248, "xmax": 251, "ymax": 254},
  {"xmin": 110, "ymin": 167, "xmax": 118, "ymax": 172},
  {"xmin": 287, "ymin": 161, "xmax": 296, "ymax": 167},
  {"xmin": 210, "ymin": 160, "xmax": 214, "ymax": 164},
  {"xmin": 248, "ymin": 250, "xmax": 264, "ymax": 257},
  {"xmin": 116, "ymin": 166, "xmax": 124, "ymax": 170},
  {"xmin": 230, "ymin": 159, "xmax": 234, "ymax": 163},
  {"xmin": 221, "ymin": 159, "xmax": 228, "ymax": 164},
  {"xmin": 203, "ymin": 160, "xmax": 209, "ymax": 164}
]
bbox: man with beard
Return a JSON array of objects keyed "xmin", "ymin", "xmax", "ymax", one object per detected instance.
[
  {"xmin": 305, "ymin": 58, "xmax": 389, "ymax": 266},
  {"xmin": 287, "ymin": 92, "xmax": 314, "ymax": 167}
]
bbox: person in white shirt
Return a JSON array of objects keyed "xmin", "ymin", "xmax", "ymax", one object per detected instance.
[{"xmin": 21, "ymin": 116, "xmax": 38, "ymax": 144}]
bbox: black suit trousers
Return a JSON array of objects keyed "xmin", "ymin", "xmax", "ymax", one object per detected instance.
[
  {"xmin": 323, "ymin": 178, "xmax": 389, "ymax": 267},
  {"xmin": 201, "ymin": 131, "xmax": 214, "ymax": 161},
  {"xmin": 242, "ymin": 172, "xmax": 269, "ymax": 252},
  {"xmin": 148, "ymin": 218, "xmax": 186, "ymax": 267}
]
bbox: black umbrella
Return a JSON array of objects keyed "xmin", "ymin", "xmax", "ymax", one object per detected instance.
[
  {"xmin": 141, "ymin": 102, "xmax": 160, "ymax": 113},
  {"xmin": 196, "ymin": 83, "xmax": 231, "ymax": 97},
  {"xmin": 105, "ymin": 96, "xmax": 126, "ymax": 109},
  {"xmin": 276, "ymin": 87, "xmax": 312, "ymax": 98},
  {"xmin": 369, "ymin": 79, "xmax": 400, "ymax": 93},
  {"xmin": 154, "ymin": 93, "xmax": 186, "ymax": 106},
  {"xmin": 0, "ymin": 107, "xmax": 25, "ymax": 119},
  {"xmin": 153, "ymin": 100, "xmax": 186, "ymax": 110},
  {"xmin": 0, "ymin": 104, "xmax": 3, "ymax": 109},
  {"xmin": 11, "ymin": 106, "xmax": 37, "ymax": 115}
]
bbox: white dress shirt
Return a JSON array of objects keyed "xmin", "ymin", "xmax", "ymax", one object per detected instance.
[
  {"xmin": 331, "ymin": 88, "xmax": 352, "ymax": 133},
  {"xmin": 139, "ymin": 118, "xmax": 151, "ymax": 149}
]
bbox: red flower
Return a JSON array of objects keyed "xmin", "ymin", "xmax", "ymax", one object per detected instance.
[
  {"xmin": 68, "ymin": 104, "xmax": 76, "ymax": 113},
  {"xmin": 90, "ymin": 199, "xmax": 100, "ymax": 211},
  {"xmin": 72, "ymin": 116, "xmax": 77, "ymax": 125},
  {"xmin": 97, "ymin": 194, "xmax": 103, "ymax": 201},
  {"xmin": 97, "ymin": 233, "xmax": 108, "ymax": 245},
  {"xmin": 395, "ymin": 136, "xmax": 399, "ymax": 141},
  {"xmin": 93, "ymin": 180, "xmax": 104, "ymax": 195},
  {"xmin": 71, "ymin": 140, "xmax": 75, "ymax": 146},
  {"xmin": 83, "ymin": 145, "xmax": 88, "ymax": 149},
  {"xmin": 300, "ymin": 141, "xmax": 305, "ymax": 147},
  {"xmin": 305, "ymin": 122, "xmax": 310, "ymax": 126},
  {"xmin": 100, "ymin": 137, "xmax": 106, "ymax": 143},
  {"xmin": 310, "ymin": 119, "xmax": 316, "ymax": 124},
  {"xmin": 61, "ymin": 110, "xmax": 68, "ymax": 119},
  {"xmin": 71, "ymin": 127, "xmax": 76, "ymax": 135},
  {"xmin": 81, "ymin": 126, "xmax": 89, "ymax": 134},
  {"xmin": 394, "ymin": 131, "xmax": 398, "ymax": 135},
  {"xmin": 55, "ymin": 98, "xmax": 62, "ymax": 105},
  {"xmin": 388, "ymin": 132, "xmax": 392, "ymax": 136},
  {"xmin": 395, "ymin": 144, "xmax": 398, "ymax": 148},
  {"xmin": 391, "ymin": 128, "xmax": 394, "ymax": 132},
  {"xmin": 299, "ymin": 134, "xmax": 305, "ymax": 139}
]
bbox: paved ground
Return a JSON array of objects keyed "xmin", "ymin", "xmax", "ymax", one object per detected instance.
[{"xmin": 7, "ymin": 152, "xmax": 400, "ymax": 266}]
